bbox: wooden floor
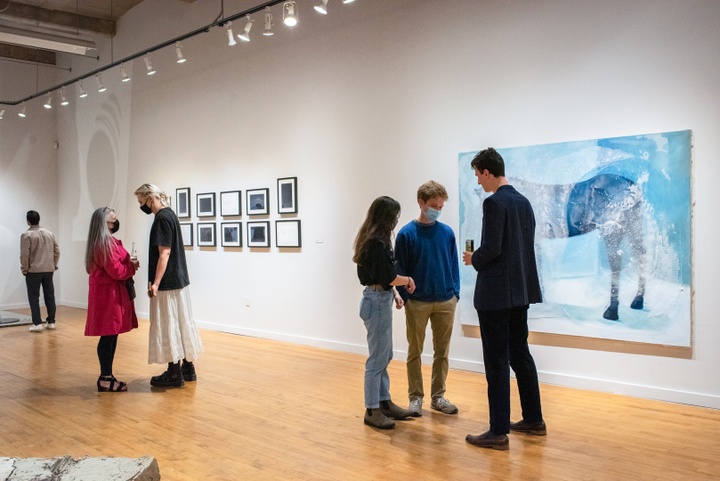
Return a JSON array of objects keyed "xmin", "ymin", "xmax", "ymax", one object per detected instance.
[{"xmin": 0, "ymin": 306, "xmax": 718, "ymax": 480}]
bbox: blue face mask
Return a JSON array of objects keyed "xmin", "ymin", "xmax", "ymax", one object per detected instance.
[{"xmin": 425, "ymin": 207, "xmax": 441, "ymax": 222}]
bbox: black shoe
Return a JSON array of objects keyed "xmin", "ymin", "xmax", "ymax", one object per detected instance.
[
  {"xmin": 466, "ymin": 431, "xmax": 509, "ymax": 451},
  {"xmin": 509, "ymin": 419, "xmax": 547, "ymax": 436},
  {"xmin": 181, "ymin": 361, "xmax": 197, "ymax": 382},
  {"xmin": 150, "ymin": 369, "xmax": 185, "ymax": 388}
]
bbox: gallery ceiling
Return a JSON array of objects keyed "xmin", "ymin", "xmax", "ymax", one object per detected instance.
[{"xmin": 0, "ymin": 0, "xmax": 194, "ymax": 64}]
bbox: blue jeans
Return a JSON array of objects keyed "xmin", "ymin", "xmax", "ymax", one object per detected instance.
[{"xmin": 359, "ymin": 288, "xmax": 394, "ymax": 409}]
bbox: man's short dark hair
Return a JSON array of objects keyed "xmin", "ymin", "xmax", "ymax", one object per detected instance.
[
  {"xmin": 471, "ymin": 147, "xmax": 505, "ymax": 177},
  {"xmin": 26, "ymin": 210, "xmax": 40, "ymax": 225}
]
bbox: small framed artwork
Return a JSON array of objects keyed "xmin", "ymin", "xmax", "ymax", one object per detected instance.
[
  {"xmin": 220, "ymin": 190, "xmax": 242, "ymax": 217},
  {"xmin": 276, "ymin": 220, "xmax": 301, "ymax": 248},
  {"xmin": 247, "ymin": 221, "xmax": 270, "ymax": 247},
  {"xmin": 221, "ymin": 222, "xmax": 242, "ymax": 247},
  {"xmin": 247, "ymin": 188, "xmax": 269, "ymax": 216},
  {"xmin": 197, "ymin": 192, "xmax": 216, "ymax": 217},
  {"xmin": 277, "ymin": 177, "xmax": 298, "ymax": 214},
  {"xmin": 176, "ymin": 187, "xmax": 191, "ymax": 218},
  {"xmin": 180, "ymin": 223, "xmax": 193, "ymax": 247},
  {"xmin": 197, "ymin": 222, "xmax": 216, "ymax": 247}
]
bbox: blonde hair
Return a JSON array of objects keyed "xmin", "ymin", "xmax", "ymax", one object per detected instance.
[
  {"xmin": 134, "ymin": 183, "xmax": 171, "ymax": 207},
  {"xmin": 417, "ymin": 180, "xmax": 448, "ymax": 202}
]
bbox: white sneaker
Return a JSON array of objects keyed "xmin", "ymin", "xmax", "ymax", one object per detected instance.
[
  {"xmin": 431, "ymin": 396, "xmax": 458, "ymax": 414},
  {"xmin": 46, "ymin": 323, "xmax": 56, "ymax": 330},
  {"xmin": 28, "ymin": 324, "xmax": 44, "ymax": 332},
  {"xmin": 408, "ymin": 398, "xmax": 423, "ymax": 417}
]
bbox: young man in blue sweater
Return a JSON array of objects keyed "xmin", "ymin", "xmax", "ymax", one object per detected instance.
[{"xmin": 395, "ymin": 181, "xmax": 460, "ymax": 416}]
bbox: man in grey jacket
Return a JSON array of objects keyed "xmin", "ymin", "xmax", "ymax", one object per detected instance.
[{"xmin": 20, "ymin": 210, "xmax": 60, "ymax": 332}]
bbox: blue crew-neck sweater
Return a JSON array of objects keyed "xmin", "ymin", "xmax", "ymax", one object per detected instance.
[{"xmin": 394, "ymin": 220, "xmax": 460, "ymax": 302}]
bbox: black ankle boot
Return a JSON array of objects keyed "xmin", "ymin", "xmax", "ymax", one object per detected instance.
[
  {"xmin": 181, "ymin": 360, "xmax": 197, "ymax": 382},
  {"xmin": 150, "ymin": 362, "xmax": 184, "ymax": 388}
]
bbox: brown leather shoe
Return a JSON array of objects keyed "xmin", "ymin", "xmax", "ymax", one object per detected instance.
[
  {"xmin": 509, "ymin": 419, "xmax": 547, "ymax": 436},
  {"xmin": 466, "ymin": 431, "xmax": 509, "ymax": 450},
  {"xmin": 380, "ymin": 400, "xmax": 413, "ymax": 420},
  {"xmin": 364, "ymin": 408, "xmax": 395, "ymax": 429}
]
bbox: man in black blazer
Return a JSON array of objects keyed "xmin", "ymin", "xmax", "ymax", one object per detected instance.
[{"xmin": 462, "ymin": 147, "xmax": 545, "ymax": 451}]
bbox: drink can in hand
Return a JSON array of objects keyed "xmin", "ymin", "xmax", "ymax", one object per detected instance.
[{"xmin": 465, "ymin": 239, "xmax": 474, "ymax": 252}]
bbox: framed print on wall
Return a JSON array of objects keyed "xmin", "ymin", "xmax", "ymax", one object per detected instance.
[
  {"xmin": 276, "ymin": 220, "xmax": 301, "ymax": 248},
  {"xmin": 220, "ymin": 190, "xmax": 242, "ymax": 217},
  {"xmin": 247, "ymin": 188, "xmax": 269, "ymax": 216},
  {"xmin": 247, "ymin": 221, "xmax": 270, "ymax": 247},
  {"xmin": 180, "ymin": 222, "xmax": 193, "ymax": 247},
  {"xmin": 176, "ymin": 187, "xmax": 191, "ymax": 218},
  {"xmin": 221, "ymin": 222, "xmax": 242, "ymax": 247},
  {"xmin": 277, "ymin": 177, "xmax": 298, "ymax": 214},
  {"xmin": 197, "ymin": 192, "xmax": 216, "ymax": 217},
  {"xmin": 197, "ymin": 222, "xmax": 216, "ymax": 247}
]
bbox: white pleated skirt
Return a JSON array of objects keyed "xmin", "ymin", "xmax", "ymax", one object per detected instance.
[{"xmin": 148, "ymin": 286, "xmax": 204, "ymax": 364}]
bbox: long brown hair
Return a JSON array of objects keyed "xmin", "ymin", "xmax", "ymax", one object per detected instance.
[{"xmin": 352, "ymin": 196, "xmax": 400, "ymax": 264}]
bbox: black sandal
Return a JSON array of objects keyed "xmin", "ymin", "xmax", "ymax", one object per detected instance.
[{"xmin": 97, "ymin": 375, "xmax": 127, "ymax": 392}]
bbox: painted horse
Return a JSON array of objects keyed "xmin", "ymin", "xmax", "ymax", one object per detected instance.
[{"xmin": 512, "ymin": 173, "xmax": 646, "ymax": 321}]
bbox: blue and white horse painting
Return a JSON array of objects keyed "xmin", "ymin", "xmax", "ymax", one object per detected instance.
[{"xmin": 458, "ymin": 131, "xmax": 692, "ymax": 346}]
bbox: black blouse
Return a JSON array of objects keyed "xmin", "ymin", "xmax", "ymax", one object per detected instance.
[{"xmin": 356, "ymin": 238, "xmax": 397, "ymax": 290}]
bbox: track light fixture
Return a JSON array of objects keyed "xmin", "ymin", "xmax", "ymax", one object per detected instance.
[
  {"xmin": 0, "ymin": 108, "xmax": 5, "ymax": 119},
  {"xmin": 175, "ymin": 41, "xmax": 186, "ymax": 63},
  {"xmin": 18, "ymin": 105, "xmax": 26, "ymax": 117},
  {"xmin": 343, "ymin": 0, "xmax": 355, "ymax": 3},
  {"xmin": 96, "ymin": 74, "xmax": 107, "ymax": 92},
  {"xmin": 314, "ymin": 0, "xmax": 329, "ymax": 15},
  {"xmin": 263, "ymin": 7, "xmax": 274, "ymax": 36},
  {"xmin": 238, "ymin": 16, "xmax": 253, "ymax": 42},
  {"xmin": 78, "ymin": 82, "xmax": 88, "ymax": 98},
  {"xmin": 121, "ymin": 63, "xmax": 131, "ymax": 82},
  {"xmin": 226, "ymin": 23, "xmax": 237, "ymax": 46},
  {"xmin": 144, "ymin": 54, "xmax": 156, "ymax": 75},
  {"xmin": 43, "ymin": 93, "xmax": 52, "ymax": 109},
  {"xmin": 59, "ymin": 87, "xmax": 69, "ymax": 105},
  {"xmin": 283, "ymin": 1, "xmax": 298, "ymax": 26}
]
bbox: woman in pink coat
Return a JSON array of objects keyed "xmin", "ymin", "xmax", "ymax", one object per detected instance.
[{"xmin": 85, "ymin": 207, "xmax": 139, "ymax": 392}]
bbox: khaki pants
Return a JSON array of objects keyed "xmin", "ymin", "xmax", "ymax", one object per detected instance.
[{"xmin": 405, "ymin": 297, "xmax": 457, "ymax": 401}]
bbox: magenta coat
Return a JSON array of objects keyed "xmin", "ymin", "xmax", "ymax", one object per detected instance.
[{"xmin": 85, "ymin": 238, "xmax": 139, "ymax": 336}]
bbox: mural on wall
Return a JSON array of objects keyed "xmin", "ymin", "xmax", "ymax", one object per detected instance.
[{"xmin": 458, "ymin": 130, "xmax": 692, "ymax": 347}]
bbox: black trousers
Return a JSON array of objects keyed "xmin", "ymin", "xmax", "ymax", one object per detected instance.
[
  {"xmin": 25, "ymin": 272, "xmax": 56, "ymax": 325},
  {"xmin": 477, "ymin": 305, "xmax": 543, "ymax": 434},
  {"xmin": 97, "ymin": 335, "xmax": 119, "ymax": 376}
]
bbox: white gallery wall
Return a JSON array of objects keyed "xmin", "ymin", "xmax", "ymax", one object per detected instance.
[{"xmin": 1, "ymin": 0, "xmax": 719, "ymax": 408}]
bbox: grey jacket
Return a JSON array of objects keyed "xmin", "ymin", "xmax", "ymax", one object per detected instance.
[{"xmin": 20, "ymin": 225, "xmax": 60, "ymax": 275}]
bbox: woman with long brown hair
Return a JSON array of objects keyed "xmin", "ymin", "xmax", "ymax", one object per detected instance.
[{"xmin": 353, "ymin": 196, "xmax": 416, "ymax": 429}]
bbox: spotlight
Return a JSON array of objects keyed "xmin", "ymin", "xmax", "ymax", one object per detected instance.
[
  {"xmin": 263, "ymin": 7, "xmax": 274, "ymax": 36},
  {"xmin": 18, "ymin": 105, "xmax": 26, "ymax": 117},
  {"xmin": 226, "ymin": 23, "xmax": 237, "ymax": 46},
  {"xmin": 96, "ymin": 74, "xmax": 106, "ymax": 92},
  {"xmin": 314, "ymin": 0, "xmax": 329, "ymax": 14},
  {"xmin": 59, "ymin": 87, "xmax": 69, "ymax": 106},
  {"xmin": 144, "ymin": 54, "xmax": 156, "ymax": 75},
  {"xmin": 238, "ymin": 15, "xmax": 253, "ymax": 42},
  {"xmin": 43, "ymin": 93, "xmax": 52, "ymax": 109},
  {"xmin": 78, "ymin": 82, "xmax": 88, "ymax": 98},
  {"xmin": 121, "ymin": 63, "xmax": 131, "ymax": 82},
  {"xmin": 0, "ymin": 108, "xmax": 5, "ymax": 119},
  {"xmin": 343, "ymin": 0, "xmax": 355, "ymax": 3},
  {"xmin": 175, "ymin": 41, "xmax": 186, "ymax": 63},
  {"xmin": 283, "ymin": 1, "xmax": 298, "ymax": 26}
]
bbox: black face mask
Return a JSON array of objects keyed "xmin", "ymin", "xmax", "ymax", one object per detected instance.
[
  {"xmin": 110, "ymin": 219, "xmax": 120, "ymax": 234},
  {"xmin": 140, "ymin": 200, "xmax": 152, "ymax": 215}
]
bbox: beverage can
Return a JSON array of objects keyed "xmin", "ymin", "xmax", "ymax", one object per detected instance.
[{"xmin": 465, "ymin": 239, "xmax": 474, "ymax": 252}]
